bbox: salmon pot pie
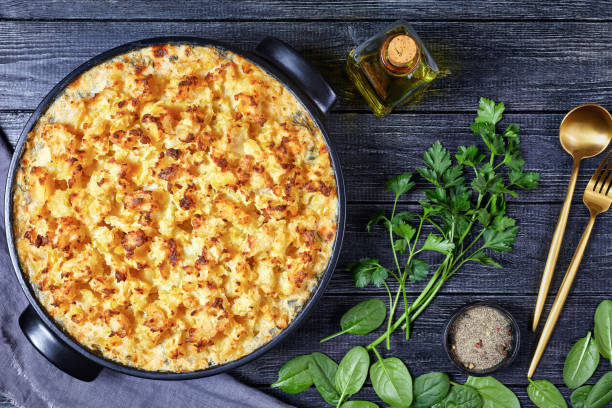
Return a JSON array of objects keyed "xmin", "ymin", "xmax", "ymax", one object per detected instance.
[{"xmin": 12, "ymin": 44, "xmax": 338, "ymax": 372}]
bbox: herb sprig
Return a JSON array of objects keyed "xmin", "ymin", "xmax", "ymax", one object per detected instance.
[{"xmin": 337, "ymin": 97, "xmax": 539, "ymax": 350}]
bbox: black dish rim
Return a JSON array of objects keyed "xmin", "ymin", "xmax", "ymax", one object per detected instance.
[
  {"xmin": 4, "ymin": 36, "xmax": 346, "ymax": 380},
  {"xmin": 442, "ymin": 300, "xmax": 521, "ymax": 377}
]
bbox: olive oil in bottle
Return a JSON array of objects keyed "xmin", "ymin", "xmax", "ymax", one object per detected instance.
[{"xmin": 346, "ymin": 21, "xmax": 438, "ymax": 116}]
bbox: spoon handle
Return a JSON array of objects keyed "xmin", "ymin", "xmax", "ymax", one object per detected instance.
[
  {"xmin": 532, "ymin": 159, "xmax": 580, "ymax": 332},
  {"xmin": 528, "ymin": 214, "xmax": 596, "ymax": 378}
]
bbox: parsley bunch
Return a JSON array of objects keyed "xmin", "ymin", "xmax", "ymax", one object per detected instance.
[{"xmin": 344, "ymin": 97, "xmax": 540, "ymax": 350}]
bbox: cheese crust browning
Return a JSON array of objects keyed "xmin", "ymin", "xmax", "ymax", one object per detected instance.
[{"xmin": 13, "ymin": 44, "xmax": 338, "ymax": 372}]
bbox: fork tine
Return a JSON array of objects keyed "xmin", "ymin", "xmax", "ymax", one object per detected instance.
[
  {"xmin": 596, "ymin": 152, "xmax": 612, "ymax": 193},
  {"xmin": 590, "ymin": 150, "xmax": 612, "ymax": 191},
  {"xmin": 604, "ymin": 169, "xmax": 612, "ymax": 196}
]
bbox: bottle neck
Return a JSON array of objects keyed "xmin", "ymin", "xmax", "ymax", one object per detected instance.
[{"xmin": 380, "ymin": 33, "xmax": 421, "ymax": 76}]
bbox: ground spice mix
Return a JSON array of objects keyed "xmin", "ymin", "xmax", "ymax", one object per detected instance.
[{"xmin": 448, "ymin": 305, "xmax": 513, "ymax": 372}]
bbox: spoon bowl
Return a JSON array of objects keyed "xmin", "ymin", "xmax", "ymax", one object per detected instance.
[{"xmin": 559, "ymin": 104, "xmax": 612, "ymax": 159}]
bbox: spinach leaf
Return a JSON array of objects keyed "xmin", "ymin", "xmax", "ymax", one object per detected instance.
[
  {"xmin": 335, "ymin": 346, "xmax": 370, "ymax": 403},
  {"xmin": 465, "ymin": 376, "xmax": 520, "ymax": 408},
  {"xmin": 321, "ymin": 299, "xmax": 386, "ymax": 342},
  {"xmin": 341, "ymin": 401, "xmax": 379, "ymax": 408},
  {"xmin": 271, "ymin": 354, "xmax": 313, "ymax": 393},
  {"xmin": 586, "ymin": 372, "xmax": 612, "ymax": 408},
  {"xmin": 369, "ymin": 357, "xmax": 413, "ymax": 407},
  {"xmin": 570, "ymin": 385, "xmax": 593, "ymax": 408},
  {"xmin": 594, "ymin": 299, "xmax": 612, "ymax": 363},
  {"xmin": 563, "ymin": 332, "xmax": 600, "ymax": 389},
  {"xmin": 433, "ymin": 385, "xmax": 482, "ymax": 408},
  {"xmin": 527, "ymin": 379, "xmax": 567, "ymax": 408},
  {"xmin": 412, "ymin": 372, "xmax": 450, "ymax": 408},
  {"xmin": 308, "ymin": 352, "xmax": 340, "ymax": 405}
]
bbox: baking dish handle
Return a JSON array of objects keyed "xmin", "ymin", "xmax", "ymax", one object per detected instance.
[
  {"xmin": 19, "ymin": 305, "xmax": 102, "ymax": 381},
  {"xmin": 256, "ymin": 37, "xmax": 337, "ymax": 116}
]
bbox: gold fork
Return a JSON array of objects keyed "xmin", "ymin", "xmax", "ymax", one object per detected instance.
[{"xmin": 528, "ymin": 150, "xmax": 612, "ymax": 378}]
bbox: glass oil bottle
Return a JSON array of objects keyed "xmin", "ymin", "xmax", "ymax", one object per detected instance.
[{"xmin": 346, "ymin": 21, "xmax": 438, "ymax": 116}]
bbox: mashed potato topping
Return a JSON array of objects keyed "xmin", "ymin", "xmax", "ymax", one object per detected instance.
[{"xmin": 12, "ymin": 44, "xmax": 338, "ymax": 372}]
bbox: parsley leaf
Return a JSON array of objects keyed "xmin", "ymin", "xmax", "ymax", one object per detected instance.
[
  {"xmin": 392, "ymin": 211, "xmax": 419, "ymax": 225},
  {"xmin": 504, "ymin": 150, "xmax": 525, "ymax": 172},
  {"xmin": 407, "ymin": 258, "xmax": 429, "ymax": 283},
  {"xmin": 350, "ymin": 258, "xmax": 380, "ymax": 288},
  {"xmin": 456, "ymin": 145, "xmax": 486, "ymax": 167},
  {"xmin": 350, "ymin": 258, "xmax": 390, "ymax": 288},
  {"xmin": 475, "ymin": 208, "xmax": 492, "ymax": 227},
  {"xmin": 367, "ymin": 210, "xmax": 388, "ymax": 232},
  {"xmin": 475, "ymin": 97, "xmax": 505, "ymax": 126},
  {"xmin": 503, "ymin": 123, "xmax": 520, "ymax": 138},
  {"xmin": 471, "ymin": 164, "xmax": 503, "ymax": 195},
  {"xmin": 482, "ymin": 226, "xmax": 519, "ymax": 252},
  {"xmin": 491, "ymin": 215, "xmax": 516, "ymax": 232},
  {"xmin": 392, "ymin": 222, "xmax": 416, "ymax": 241},
  {"xmin": 471, "ymin": 121, "xmax": 505, "ymax": 155},
  {"xmin": 442, "ymin": 164, "xmax": 465, "ymax": 188},
  {"xmin": 393, "ymin": 239, "xmax": 408, "ymax": 253},
  {"xmin": 417, "ymin": 141, "xmax": 452, "ymax": 186},
  {"xmin": 371, "ymin": 266, "xmax": 389, "ymax": 287},
  {"xmin": 470, "ymin": 251, "xmax": 503, "ymax": 268},
  {"xmin": 510, "ymin": 170, "xmax": 540, "ymax": 190},
  {"xmin": 385, "ymin": 173, "xmax": 415, "ymax": 197},
  {"xmin": 422, "ymin": 234, "xmax": 455, "ymax": 254}
]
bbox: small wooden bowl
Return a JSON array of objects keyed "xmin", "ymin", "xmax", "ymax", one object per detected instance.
[{"xmin": 443, "ymin": 301, "xmax": 521, "ymax": 376}]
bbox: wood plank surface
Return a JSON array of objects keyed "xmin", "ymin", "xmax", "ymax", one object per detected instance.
[
  {"xmin": 1, "ymin": 2, "xmax": 611, "ymax": 408},
  {"xmin": 2, "ymin": 0, "xmax": 611, "ymax": 21},
  {"xmin": 0, "ymin": 21, "xmax": 611, "ymax": 112}
]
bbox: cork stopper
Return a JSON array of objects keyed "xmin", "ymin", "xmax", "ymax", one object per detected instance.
[{"xmin": 387, "ymin": 35, "xmax": 418, "ymax": 67}]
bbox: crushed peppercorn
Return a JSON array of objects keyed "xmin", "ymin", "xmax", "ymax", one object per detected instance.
[{"xmin": 448, "ymin": 305, "xmax": 513, "ymax": 372}]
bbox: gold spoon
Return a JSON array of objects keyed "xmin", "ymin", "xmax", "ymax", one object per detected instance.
[
  {"xmin": 532, "ymin": 104, "xmax": 612, "ymax": 332},
  {"xmin": 529, "ymin": 148, "xmax": 612, "ymax": 378}
]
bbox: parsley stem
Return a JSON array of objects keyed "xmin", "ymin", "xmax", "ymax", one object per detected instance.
[
  {"xmin": 386, "ymin": 279, "xmax": 403, "ymax": 349},
  {"xmin": 389, "ymin": 195, "xmax": 402, "ymax": 276},
  {"xmin": 428, "ymin": 218, "xmax": 447, "ymax": 238},
  {"xmin": 452, "ymin": 229, "xmax": 485, "ymax": 269},
  {"xmin": 382, "ymin": 281, "xmax": 393, "ymax": 310},
  {"xmin": 401, "ymin": 278, "xmax": 445, "ymax": 329},
  {"xmin": 457, "ymin": 195, "xmax": 492, "ymax": 244},
  {"xmin": 402, "ymin": 215, "xmax": 423, "ymax": 339},
  {"xmin": 382, "ymin": 280, "xmax": 394, "ymax": 348},
  {"xmin": 372, "ymin": 345, "xmax": 383, "ymax": 363},
  {"xmin": 367, "ymin": 256, "xmax": 452, "ymax": 350}
]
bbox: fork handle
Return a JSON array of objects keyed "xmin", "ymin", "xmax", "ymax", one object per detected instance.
[
  {"xmin": 528, "ymin": 214, "xmax": 596, "ymax": 378},
  {"xmin": 532, "ymin": 159, "xmax": 581, "ymax": 331}
]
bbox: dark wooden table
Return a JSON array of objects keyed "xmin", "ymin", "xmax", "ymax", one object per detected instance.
[{"xmin": 1, "ymin": 1, "xmax": 611, "ymax": 407}]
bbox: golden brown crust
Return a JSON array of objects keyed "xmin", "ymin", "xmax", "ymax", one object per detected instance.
[{"xmin": 13, "ymin": 44, "xmax": 337, "ymax": 372}]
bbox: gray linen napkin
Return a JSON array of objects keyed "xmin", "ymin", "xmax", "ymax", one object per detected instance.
[{"xmin": 0, "ymin": 132, "xmax": 292, "ymax": 408}]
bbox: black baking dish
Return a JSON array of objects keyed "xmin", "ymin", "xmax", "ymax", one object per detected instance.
[{"xmin": 4, "ymin": 36, "xmax": 346, "ymax": 381}]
